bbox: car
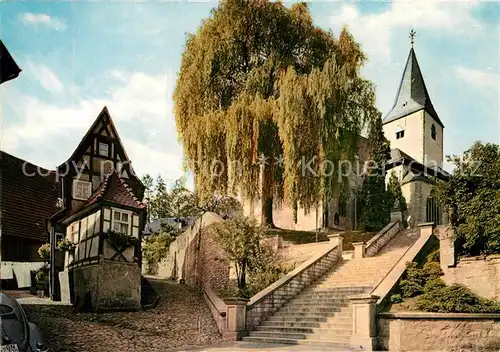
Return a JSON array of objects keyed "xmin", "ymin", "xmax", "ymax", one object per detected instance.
[{"xmin": 0, "ymin": 293, "xmax": 48, "ymax": 352}]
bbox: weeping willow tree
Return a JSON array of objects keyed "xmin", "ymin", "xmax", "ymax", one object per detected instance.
[{"xmin": 174, "ymin": 0, "xmax": 378, "ymax": 227}]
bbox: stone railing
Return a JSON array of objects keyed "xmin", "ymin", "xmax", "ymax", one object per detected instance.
[
  {"xmin": 245, "ymin": 235, "xmax": 342, "ymax": 330},
  {"xmin": 378, "ymin": 312, "xmax": 500, "ymax": 351},
  {"xmin": 371, "ymin": 223, "xmax": 438, "ymax": 307},
  {"xmin": 202, "ymin": 283, "xmax": 226, "ymax": 335},
  {"xmin": 365, "ymin": 221, "xmax": 401, "ymax": 257}
]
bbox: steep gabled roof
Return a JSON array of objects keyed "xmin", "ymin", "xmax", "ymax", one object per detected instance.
[
  {"xmin": 0, "ymin": 151, "xmax": 60, "ymax": 241},
  {"xmin": 86, "ymin": 171, "xmax": 146, "ymax": 210},
  {"xmin": 0, "ymin": 40, "xmax": 21, "ymax": 84},
  {"xmin": 383, "ymin": 48, "xmax": 444, "ymax": 128}
]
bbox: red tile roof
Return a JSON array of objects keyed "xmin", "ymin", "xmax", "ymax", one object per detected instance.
[
  {"xmin": 0, "ymin": 152, "xmax": 60, "ymax": 242},
  {"xmin": 86, "ymin": 171, "xmax": 146, "ymax": 210}
]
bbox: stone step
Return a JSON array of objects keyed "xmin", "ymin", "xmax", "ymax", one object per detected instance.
[
  {"xmin": 272, "ymin": 311, "xmax": 351, "ymax": 319},
  {"xmin": 255, "ymin": 326, "xmax": 352, "ymax": 336},
  {"xmin": 266, "ymin": 315, "xmax": 351, "ymax": 323},
  {"xmin": 261, "ymin": 320, "xmax": 352, "ymax": 329},
  {"xmin": 241, "ymin": 336, "xmax": 351, "ymax": 349},
  {"xmin": 277, "ymin": 306, "xmax": 343, "ymax": 314}
]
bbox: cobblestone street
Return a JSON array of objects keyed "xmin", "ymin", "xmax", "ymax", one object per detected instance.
[{"xmin": 21, "ymin": 280, "xmax": 223, "ymax": 352}]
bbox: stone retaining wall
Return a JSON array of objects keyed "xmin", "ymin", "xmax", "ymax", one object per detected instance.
[
  {"xmin": 365, "ymin": 221, "xmax": 401, "ymax": 257},
  {"xmin": 245, "ymin": 243, "xmax": 341, "ymax": 330},
  {"xmin": 378, "ymin": 312, "xmax": 500, "ymax": 351}
]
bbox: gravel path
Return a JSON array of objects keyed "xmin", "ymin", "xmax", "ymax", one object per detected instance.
[{"xmin": 22, "ymin": 280, "xmax": 223, "ymax": 352}]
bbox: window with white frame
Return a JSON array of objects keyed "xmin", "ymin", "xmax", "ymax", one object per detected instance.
[
  {"xmin": 73, "ymin": 180, "xmax": 92, "ymax": 200},
  {"xmin": 70, "ymin": 222, "xmax": 80, "ymax": 243},
  {"xmin": 112, "ymin": 210, "xmax": 131, "ymax": 235}
]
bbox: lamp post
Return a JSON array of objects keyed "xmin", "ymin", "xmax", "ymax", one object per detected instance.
[{"xmin": 0, "ymin": 40, "xmax": 22, "ymax": 84}]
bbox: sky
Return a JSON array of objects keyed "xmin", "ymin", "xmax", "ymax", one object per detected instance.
[{"xmin": 1, "ymin": 0, "xmax": 499, "ymax": 188}]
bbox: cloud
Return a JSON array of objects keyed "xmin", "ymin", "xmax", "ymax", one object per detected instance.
[
  {"xmin": 2, "ymin": 70, "xmax": 184, "ymax": 181},
  {"xmin": 26, "ymin": 62, "xmax": 64, "ymax": 93},
  {"xmin": 330, "ymin": 1, "xmax": 481, "ymax": 63},
  {"xmin": 454, "ymin": 66, "xmax": 500, "ymax": 92},
  {"xmin": 20, "ymin": 13, "xmax": 67, "ymax": 31}
]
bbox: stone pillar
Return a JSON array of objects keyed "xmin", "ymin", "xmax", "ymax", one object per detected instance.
[
  {"xmin": 418, "ymin": 222, "xmax": 435, "ymax": 237},
  {"xmin": 58, "ymin": 271, "xmax": 71, "ymax": 304},
  {"xmin": 223, "ymin": 298, "xmax": 249, "ymax": 340},
  {"xmin": 352, "ymin": 242, "xmax": 366, "ymax": 259},
  {"xmin": 390, "ymin": 210, "xmax": 402, "ymax": 223},
  {"xmin": 349, "ymin": 294, "xmax": 379, "ymax": 351},
  {"xmin": 328, "ymin": 234, "xmax": 343, "ymax": 254},
  {"xmin": 438, "ymin": 226, "xmax": 456, "ymax": 271}
]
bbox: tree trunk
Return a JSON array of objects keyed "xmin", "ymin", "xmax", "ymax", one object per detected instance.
[
  {"xmin": 260, "ymin": 161, "xmax": 275, "ymax": 228},
  {"xmin": 261, "ymin": 196, "xmax": 274, "ymax": 227}
]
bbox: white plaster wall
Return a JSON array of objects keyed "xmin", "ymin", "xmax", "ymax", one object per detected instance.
[
  {"xmin": 383, "ymin": 110, "xmax": 424, "ymax": 164},
  {"xmin": 422, "ymin": 111, "xmax": 444, "ymax": 168}
]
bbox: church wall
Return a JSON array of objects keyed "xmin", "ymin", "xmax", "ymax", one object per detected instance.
[
  {"xmin": 383, "ymin": 110, "xmax": 424, "ymax": 164},
  {"xmin": 401, "ymin": 180, "xmax": 432, "ymax": 228},
  {"xmin": 243, "ymin": 199, "xmax": 321, "ymax": 231},
  {"xmin": 422, "ymin": 111, "xmax": 444, "ymax": 168}
]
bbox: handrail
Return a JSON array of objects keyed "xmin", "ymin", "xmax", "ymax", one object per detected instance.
[
  {"xmin": 366, "ymin": 221, "xmax": 399, "ymax": 249},
  {"xmin": 247, "ymin": 243, "xmax": 338, "ymax": 308},
  {"xmin": 202, "ymin": 283, "xmax": 226, "ymax": 317}
]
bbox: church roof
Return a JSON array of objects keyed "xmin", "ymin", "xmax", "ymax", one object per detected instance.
[
  {"xmin": 383, "ymin": 48, "xmax": 444, "ymax": 128},
  {"xmin": 387, "ymin": 148, "xmax": 450, "ymax": 181}
]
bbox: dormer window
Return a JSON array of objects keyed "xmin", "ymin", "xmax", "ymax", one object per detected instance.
[
  {"xmin": 73, "ymin": 180, "xmax": 92, "ymax": 200},
  {"xmin": 431, "ymin": 124, "xmax": 436, "ymax": 140}
]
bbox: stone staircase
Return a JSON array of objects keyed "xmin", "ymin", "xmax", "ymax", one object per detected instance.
[{"xmin": 243, "ymin": 230, "xmax": 419, "ymax": 348}]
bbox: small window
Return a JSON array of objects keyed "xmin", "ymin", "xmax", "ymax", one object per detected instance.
[
  {"xmin": 112, "ymin": 210, "xmax": 131, "ymax": 235},
  {"xmin": 98, "ymin": 142, "xmax": 109, "ymax": 157},
  {"xmin": 73, "ymin": 180, "xmax": 92, "ymax": 200},
  {"xmin": 431, "ymin": 124, "xmax": 436, "ymax": 140},
  {"xmin": 396, "ymin": 130, "xmax": 405, "ymax": 139}
]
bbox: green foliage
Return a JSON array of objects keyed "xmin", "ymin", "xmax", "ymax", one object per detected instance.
[
  {"xmin": 143, "ymin": 175, "xmax": 243, "ymax": 222},
  {"xmin": 394, "ymin": 249, "xmax": 500, "ymax": 313},
  {"xmin": 37, "ymin": 243, "xmax": 50, "ymax": 260},
  {"xmin": 432, "ymin": 142, "xmax": 500, "ymax": 255},
  {"xmin": 399, "ymin": 261, "xmax": 440, "ymax": 298},
  {"xmin": 57, "ymin": 238, "xmax": 76, "ymax": 252},
  {"xmin": 174, "ymin": 0, "xmax": 377, "ymax": 226},
  {"xmin": 415, "ymin": 284, "xmax": 500, "ymax": 313},
  {"xmin": 142, "ymin": 228, "xmax": 176, "ymax": 274},
  {"xmin": 358, "ymin": 116, "xmax": 392, "ymax": 231},
  {"xmin": 105, "ymin": 230, "xmax": 138, "ymax": 251},
  {"xmin": 35, "ymin": 265, "xmax": 50, "ymax": 290},
  {"xmin": 423, "ymin": 277, "xmax": 446, "ymax": 293},
  {"xmin": 211, "ymin": 215, "xmax": 268, "ymax": 295},
  {"xmin": 390, "ymin": 294, "xmax": 403, "ymax": 304}
]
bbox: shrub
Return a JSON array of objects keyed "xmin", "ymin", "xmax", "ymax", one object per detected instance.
[
  {"xmin": 37, "ymin": 243, "xmax": 50, "ymax": 260},
  {"xmin": 423, "ymin": 278, "xmax": 446, "ymax": 293},
  {"xmin": 399, "ymin": 262, "xmax": 426, "ymax": 297},
  {"xmin": 142, "ymin": 231, "xmax": 175, "ymax": 272},
  {"xmin": 422, "ymin": 261, "xmax": 443, "ymax": 279},
  {"xmin": 415, "ymin": 284, "xmax": 500, "ymax": 313},
  {"xmin": 427, "ymin": 250, "xmax": 440, "ymax": 263},
  {"xmin": 390, "ymin": 294, "xmax": 403, "ymax": 304}
]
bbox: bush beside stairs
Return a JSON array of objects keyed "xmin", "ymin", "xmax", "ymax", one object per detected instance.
[{"xmin": 242, "ymin": 230, "xmax": 420, "ymax": 348}]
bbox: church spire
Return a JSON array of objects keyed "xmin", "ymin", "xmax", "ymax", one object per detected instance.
[{"xmin": 383, "ymin": 32, "xmax": 444, "ymax": 128}]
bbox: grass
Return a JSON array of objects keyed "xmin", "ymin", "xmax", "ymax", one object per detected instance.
[{"xmin": 264, "ymin": 228, "xmax": 377, "ymax": 250}]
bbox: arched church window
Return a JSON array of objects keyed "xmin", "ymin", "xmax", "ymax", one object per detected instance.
[
  {"xmin": 426, "ymin": 197, "xmax": 440, "ymax": 225},
  {"xmin": 431, "ymin": 124, "xmax": 436, "ymax": 140}
]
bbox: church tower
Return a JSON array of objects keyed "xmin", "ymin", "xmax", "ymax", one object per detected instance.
[{"xmin": 383, "ymin": 31, "xmax": 444, "ymax": 168}]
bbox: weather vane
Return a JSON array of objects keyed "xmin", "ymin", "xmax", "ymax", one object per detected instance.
[{"xmin": 409, "ymin": 29, "xmax": 416, "ymax": 48}]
